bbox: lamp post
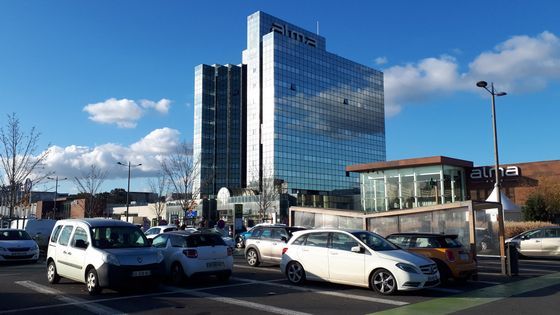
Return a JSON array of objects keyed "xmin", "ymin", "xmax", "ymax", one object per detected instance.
[
  {"xmin": 117, "ymin": 161, "xmax": 142, "ymax": 222},
  {"xmin": 476, "ymin": 80, "xmax": 508, "ymax": 275},
  {"xmin": 47, "ymin": 176, "xmax": 67, "ymax": 219}
]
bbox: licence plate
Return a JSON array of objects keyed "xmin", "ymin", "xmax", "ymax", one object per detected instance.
[
  {"xmin": 428, "ymin": 275, "xmax": 438, "ymax": 282},
  {"xmin": 206, "ymin": 261, "xmax": 224, "ymax": 268},
  {"xmin": 10, "ymin": 252, "xmax": 28, "ymax": 256},
  {"xmin": 132, "ymin": 270, "xmax": 151, "ymax": 277}
]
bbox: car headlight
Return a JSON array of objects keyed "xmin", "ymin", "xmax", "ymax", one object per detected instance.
[
  {"xmin": 156, "ymin": 250, "xmax": 164, "ymax": 263},
  {"xmin": 396, "ymin": 263, "xmax": 419, "ymax": 274},
  {"xmin": 103, "ymin": 253, "xmax": 121, "ymax": 266}
]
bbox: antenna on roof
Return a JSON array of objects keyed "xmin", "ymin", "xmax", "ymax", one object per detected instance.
[{"xmin": 316, "ymin": 21, "xmax": 320, "ymax": 35}]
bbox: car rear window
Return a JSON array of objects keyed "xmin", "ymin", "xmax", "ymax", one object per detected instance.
[
  {"xmin": 442, "ymin": 237, "xmax": 463, "ymax": 248},
  {"xmin": 186, "ymin": 234, "xmax": 226, "ymax": 247}
]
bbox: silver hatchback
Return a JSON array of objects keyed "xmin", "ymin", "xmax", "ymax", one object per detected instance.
[
  {"xmin": 244, "ymin": 226, "xmax": 306, "ymax": 266},
  {"xmin": 507, "ymin": 226, "xmax": 560, "ymax": 258}
]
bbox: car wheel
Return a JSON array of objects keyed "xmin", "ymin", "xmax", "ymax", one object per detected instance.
[
  {"xmin": 434, "ymin": 260, "xmax": 451, "ymax": 284},
  {"xmin": 246, "ymin": 248, "xmax": 260, "ymax": 267},
  {"xmin": 286, "ymin": 262, "xmax": 305, "ymax": 285},
  {"xmin": 86, "ymin": 268, "xmax": 102, "ymax": 295},
  {"xmin": 371, "ymin": 269, "xmax": 397, "ymax": 295},
  {"xmin": 170, "ymin": 262, "xmax": 186, "ymax": 285},
  {"xmin": 47, "ymin": 261, "xmax": 60, "ymax": 284}
]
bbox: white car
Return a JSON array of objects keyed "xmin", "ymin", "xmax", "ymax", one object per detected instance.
[
  {"xmin": 46, "ymin": 219, "xmax": 164, "ymax": 295},
  {"xmin": 280, "ymin": 229, "xmax": 440, "ymax": 295},
  {"xmin": 0, "ymin": 229, "xmax": 40, "ymax": 263},
  {"xmin": 506, "ymin": 226, "xmax": 560, "ymax": 257},
  {"xmin": 151, "ymin": 231, "xmax": 233, "ymax": 284},
  {"xmin": 144, "ymin": 225, "xmax": 178, "ymax": 241}
]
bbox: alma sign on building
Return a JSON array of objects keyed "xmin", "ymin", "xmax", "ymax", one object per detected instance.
[
  {"xmin": 270, "ymin": 22, "xmax": 317, "ymax": 47},
  {"xmin": 470, "ymin": 166, "xmax": 520, "ymax": 180}
]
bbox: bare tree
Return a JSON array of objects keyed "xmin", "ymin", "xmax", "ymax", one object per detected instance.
[
  {"xmin": 148, "ymin": 171, "xmax": 168, "ymax": 222},
  {"xmin": 249, "ymin": 163, "xmax": 281, "ymax": 222},
  {"xmin": 73, "ymin": 165, "xmax": 108, "ymax": 218},
  {"xmin": 0, "ymin": 113, "xmax": 50, "ymax": 219},
  {"xmin": 161, "ymin": 142, "xmax": 200, "ymax": 219}
]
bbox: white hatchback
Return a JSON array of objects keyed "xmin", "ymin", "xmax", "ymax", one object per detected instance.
[
  {"xmin": 152, "ymin": 231, "xmax": 233, "ymax": 284},
  {"xmin": 280, "ymin": 229, "xmax": 440, "ymax": 295},
  {"xmin": 46, "ymin": 219, "xmax": 164, "ymax": 295}
]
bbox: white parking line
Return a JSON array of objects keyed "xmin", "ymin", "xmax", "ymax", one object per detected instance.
[
  {"xmin": 232, "ymin": 277, "xmax": 409, "ymax": 306},
  {"xmin": 13, "ymin": 281, "xmax": 125, "ymax": 315},
  {"xmin": 474, "ymin": 280, "xmax": 502, "ymax": 285}
]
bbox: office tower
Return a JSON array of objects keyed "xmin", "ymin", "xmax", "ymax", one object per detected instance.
[
  {"xmin": 242, "ymin": 11, "xmax": 385, "ymax": 195},
  {"xmin": 193, "ymin": 64, "xmax": 246, "ymax": 198}
]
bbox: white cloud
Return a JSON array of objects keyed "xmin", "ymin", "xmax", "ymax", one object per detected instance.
[
  {"xmin": 383, "ymin": 31, "xmax": 560, "ymax": 116},
  {"xmin": 83, "ymin": 98, "xmax": 172, "ymax": 128},
  {"xmin": 39, "ymin": 128, "xmax": 183, "ymax": 180},
  {"xmin": 140, "ymin": 99, "xmax": 171, "ymax": 114},
  {"xmin": 375, "ymin": 56, "xmax": 388, "ymax": 65}
]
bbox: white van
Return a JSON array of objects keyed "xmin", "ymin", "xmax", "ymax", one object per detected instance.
[{"xmin": 46, "ymin": 218, "xmax": 164, "ymax": 295}]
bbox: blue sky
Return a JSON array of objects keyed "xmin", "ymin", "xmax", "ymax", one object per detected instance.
[{"xmin": 1, "ymin": 0, "xmax": 559, "ymax": 194}]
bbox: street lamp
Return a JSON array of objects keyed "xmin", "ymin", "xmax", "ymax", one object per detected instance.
[
  {"xmin": 117, "ymin": 161, "xmax": 142, "ymax": 222},
  {"xmin": 47, "ymin": 176, "xmax": 68, "ymax": 219},
  {"xmin": 476, "ymin": 80, "xmax": 508, "ymax": 275}
]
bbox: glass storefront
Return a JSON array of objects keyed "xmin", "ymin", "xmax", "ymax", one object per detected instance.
[{"xmin": 360, "ymin": 165, "xmax": 467, "ymax": 212}]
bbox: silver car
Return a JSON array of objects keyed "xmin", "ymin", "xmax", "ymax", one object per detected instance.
[
  {"xmin": 244, "ymin": 226, "xmax": 306, "ymax": 266},
  {"xmin": 506, "ymin": 226, "xmax": 560, "ymax": 258}
]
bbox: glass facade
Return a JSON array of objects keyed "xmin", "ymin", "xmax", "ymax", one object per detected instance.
[
  {"xmin": 361, "ymin": 165, "xmax": 467, "ymax": 212},
  {"xmin": 242, "ymin": 12, "xmax": 386, "ymax": 194},
  {"xmin": 193, "ymin": 64, "xmax": 246, "ymax": 197}
]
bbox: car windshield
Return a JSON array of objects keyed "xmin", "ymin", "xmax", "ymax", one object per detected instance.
[
  {"xmin": 352, "ymin": 231, "xmax": 399, "ymax": 251},
  {"xmin": 91, "ymin": 226, "xmax": 150, "ymax": 249},
  {"xmin": 0, "ymin": 230, "xmax": 32, "ymax": 241}
]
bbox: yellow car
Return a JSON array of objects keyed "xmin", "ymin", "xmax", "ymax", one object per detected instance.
[{"xmin": 386, "ymin": 233, "xmax": 477, "ymax": 283}]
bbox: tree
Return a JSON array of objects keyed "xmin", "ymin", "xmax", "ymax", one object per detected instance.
[
  {"xmin": 148, "ymin": 171, "xmax": 168, "ymax": 221},
  {"xmin": 161, "ymin": 142, "xmax": 200, "ymax": 220},
  {"xmin": 249, "ymin": 163, "xmax": 282, "ymax": 222},
  {"xmin": 523, "ymin": 178, "xmax": 560, "ymax": 222},
  {"xmin": 0, "ymin": 113, "xmax": 50, "ymax": 219},
  {"xmin": 73, "ymin": 165, "xmax": 108, "ymax": 218}
]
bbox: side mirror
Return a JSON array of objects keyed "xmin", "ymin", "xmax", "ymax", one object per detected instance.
[
  {"xmin": 281, "ymin": 236, "xmax": 288, "ymax": 243},
  {"xmin": 351, "ymin": 246, "xmax": 364, "ymax": 253},
  {"xmin": 75, "ymin": 239, "xmax": 89, "ymax": 249}
]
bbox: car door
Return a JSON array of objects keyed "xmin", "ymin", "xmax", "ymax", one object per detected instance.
[
  {"xmin": 269, "ymin": 228, "xmax": 289, "ymax": 263},
  {"xmin": 54, "ymin": 225, "xmax": 76, "ymax": 278},
  {"xmin": 65, "ymin": 226, "xmax": 89, "ymax": 281},
  {"xmin": 328, "ymin": 232, "xmax": 365, "ymax": 285},
  {"xmin": 541, "ymin": 228, "xmax": 560, "ymax": 257},
  {"xmin": 257, "ymin": 228, "xmax": 275, "ymax": 262},
  {"xmin": 297, "ymin": 232, "xmax": 330, "ymax": 280},
  {"xmin": 519, "ymin": 229, "xmax": 544, "ymax": 256}
]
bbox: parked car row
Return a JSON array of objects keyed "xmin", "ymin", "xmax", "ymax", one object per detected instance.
[{"xmin": 46, "ymin": 219, "xmax": 233, "ymax": 295}]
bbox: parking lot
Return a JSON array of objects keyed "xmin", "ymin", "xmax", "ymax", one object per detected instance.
[{"xmin": 1, "ymin": 252, "xmax": 560, "ymax": 315}]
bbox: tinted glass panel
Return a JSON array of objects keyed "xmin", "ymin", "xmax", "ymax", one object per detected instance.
[
  {"xmin": 331, "ymin": 233, "xmax": 359, "ymax": 251},
  {"xmin": 58, "ymin": 226, "xmax": 74, "ymax": 246},
  {"xmin": 0, "ymin": 230, "xmax": 32, "ymax": 240},
  {"xmin": 352, "ymin": 231, "xmax": 398, "ymax": 251},
  {"xmin": 71, "ymin": 227, "xmax": 89, "ymax": 248},
  {"xmin": 187, "ymin": 234, "xmax": 226, "ymax": 247},
  {"xmin": 151, "ymin": 235, "xmax": 168, "ymax": 248},
  {"xmin": 92, "ymin": 226, "xmax": 150, "ymax": 248},
  {"xmin": 304, "ymin": 232, "xmax": 329, "ymax": 247},
  {"xmin": 50, "ymin": 225, "xmax": 63, "ymax": 243}
]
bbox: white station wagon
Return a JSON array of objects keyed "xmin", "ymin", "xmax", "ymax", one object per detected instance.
[
  {"xmin": 280, "ymin": 229, "xmax": 440, "ymax": 295},
  {"xmin": 46, "ymin": 219, "xmax": 164, "ymax": 295}
]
